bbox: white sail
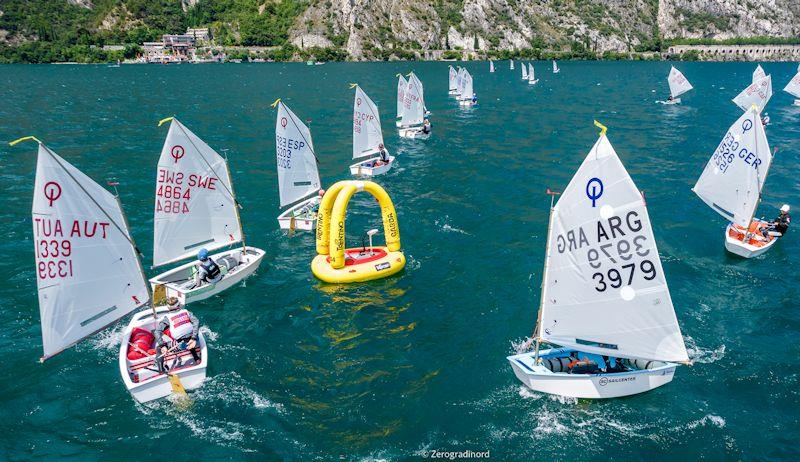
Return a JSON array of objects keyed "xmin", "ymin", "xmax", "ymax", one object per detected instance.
[
  {"xmin": 409, "ymin": 72, "xmax": 426, "ymax": 110},
  {"xmin": 752, "ymin": 64, "xmax": 766, "ymax": 83},
  {"xmin": 667, "ymin": 66, "xmax": 693, "ymax": 98},
  {"xmin": 353, "ymin": 85, "xmax": 385, "ymax": 159},
  {"xmin": 510, "ymin": 59, "xmax": 514, "ymax": 70},
  {"xmin": 490, "ymin": 60, "xmax": 495, "ymax": 73},
  {"xmin": 153, "ymin": 119, "xmax": 241, "ymax": 267},
  {"xmin": 521, "ymin": 64, "xmax": 528, "ymax": 80},
  {"xmin": 732, "ymin": 74, "xmax": 772, "ymax": 112},
  {"xmin": 32, "ymin": 144, "xmax": 148, "ymax": 359},
  {"xmin": 528, "ymin": 63, "xmax": 535, "ymax": 82},
  {"xmin": 401, "ymin": 74, "xmax": 424, "ymax": 127},
  {"xmin": 693, "ymin": 107, "xmax": 772, "ymax": 228},
  {"xmin": 552, "ymin": 60, "xmax": 559, "ymax": 73},
  {"xmin": 539, "ymin": 135, "xmax": 688, "ymax": 362},
  {"xmin": 460, "ymin": 70, "xmax": 473, "ymax": 100},
  {"xmin": 397, "ymin": 74, "xmax": 408, "ymax": 119},
  {"xmin": 448, "ymin": 66, "xmax": 457, "ymax": 92},
  {"xmin": 783, "ymin": 71, "xmax": 800, "ymax": 99},
  {"xmin": 276, "ymin": 102, "xmax": 321, "ymax": 208}
]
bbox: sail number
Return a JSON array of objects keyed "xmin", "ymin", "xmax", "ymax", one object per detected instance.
[
  {"xmin": 587, "ymin": 237, "xmax": 657, "ymax": 292},
  {"xmin": 276, "ymin": 135, "xmax": 306, "ymax": 170},
  {"xmin": 35, "ymin": 239, "xmax": 74, "ymax": 280},
  {"xmin": 591, "ymin": 260, "xmax": 657, "ymax": 292},
  {"xmin": 712, "ymin": 132, "xmax": 762, "ymax": 174}
]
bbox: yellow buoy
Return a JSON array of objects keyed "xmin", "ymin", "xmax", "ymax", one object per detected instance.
[{"xmin": 312, "ymin": 180, "xmax": 406, "ymax": 283}]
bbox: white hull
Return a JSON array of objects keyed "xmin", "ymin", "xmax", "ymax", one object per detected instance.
[
  {"xmin": 724, "ymin": 221, "xmax": 779, "ymax": 258},
  {"xmin": 458, "ymin": 99, "xmax": 477, "ymax": 107},
  {"xmin": 277, "ymin": 195, "xmax": 320, "ymax": 231},
  {"xmin": 553, "ymin": 70, "xmax": 560, "ymax": 74},
  {"xmin": 119, "ymin": 306, "xmax": 208, "ymax": 403},
  {"xmin": 507, "ymin": 348, "xmax": 678, "ymax": 399},
  {"xmin": 528, "ymin": 79, "xmax": 539, "ymax": 85},
  {"xmin": 398, "ymin": 126, "xmax": 431, "ymax": 139},
  {"xmin": 349, "ymin": 155, "xmax": 395, "ymax": 176},
  {"xmin": 448, "ymin": 89, "xmax": 459, "ymax": 97},
  {"xmin": 794, "ymin": 99, "xmax": 800, "ymax": 106},
  {"xmin": 150, "ymin": 246, "xmax": 266, "ymax": 305},
  {"xmin": 658, "ymin": 98, "xmax": 681, "ymax": 105}
]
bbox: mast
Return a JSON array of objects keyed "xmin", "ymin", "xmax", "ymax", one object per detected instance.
[
  {"xmin": 744, "ymin": 106, "xmax": 773, "ymax": 238},
  {"xmin": 222, "ymin": 148, "xmax": 248, "ymax": 255},
  {"xmin": 533, "ymin": 188, "xmax": 560, "ymax": 363}
]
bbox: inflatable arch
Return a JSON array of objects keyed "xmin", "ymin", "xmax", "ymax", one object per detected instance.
[{"xmin": 312, "ymin": 180, "xmax": 406, "ymax": 283}]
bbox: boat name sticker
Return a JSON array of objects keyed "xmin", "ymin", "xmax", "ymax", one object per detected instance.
[
  {"xmin": 276, "ymin": 122, "xmax": 305, "ymax": 170},
  {"xmin": 34, "ymin": 182, "xmax": 111, "ymax": 281},
  {"xmin": 710, "ymin": 117, "xmax": 761, "ymax": 174},
  {"xmin": 375, "ymin": 262, "xmax": 391, "ymax": 271},
  {"xmin": 156, "ymin": 163, "xmax": 219, "ymax": 215},
  {"xmin": 556, "ymin": 182, "xmax": 656, "ymax": 296}
]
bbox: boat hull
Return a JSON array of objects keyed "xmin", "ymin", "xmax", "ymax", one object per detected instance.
[
  {"xmin": 507, "ymin": 348, "xmax": 678, "ymax": 399},
  {"xmin": 458, "ymin": 99, "xmax": 477, "ymax": 107},
  {"xmin": 278, "ymin": 196, "xmax": 320, "ymax": 231},
  {"xmin": 724, "ymin": 221, "xmax": 779, "ymax": 258},
  {"xmin": 448, "ymin": 89, "xmax": 459, "ymax": 97},
  {"xmin": 349, "ymin": 156, "xmax": 395, "ymax": 176},
  {"xmin": 118, "ymin": 306, "xmax": 208, "ymax": 403},
  {"xmin": 398, "ymin": 126, "xmax": 431, "ymax": 139},
  {"xmin": 149, "ymin": 246, "xmax": 266, "ymax": 305},
  {"xmin": 658, "ymin": 98, "xmax": 681, "ymax": 105},
  {"xmin": 528, "ymin": 79, "xmax": 539, "ymax": 85},
  {"xmin": 312, "ymin": 246, "xmax": 406, "ymax": 283}
]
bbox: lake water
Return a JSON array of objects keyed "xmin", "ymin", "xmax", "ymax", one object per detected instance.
[{"xmin": 0, "ymin": 61, "xmax": 799, "ymax": 461}]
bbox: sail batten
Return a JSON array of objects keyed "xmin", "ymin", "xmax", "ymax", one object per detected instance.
[
  {"xmin": 153, "ymin": 119, "xmax": 241, "ymax": 267},
  {"xmin": 538, "ymin": 135, "xmax": 688, "ymax": 362}
]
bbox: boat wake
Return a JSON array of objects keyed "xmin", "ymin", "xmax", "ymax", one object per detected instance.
[
  {"xmin": 685, "ymin": 336, "xmax": 726, "ymax": 364},
  {"xmin": 435, "ymin": 215, "xmax": 470, "ymax": 235}
]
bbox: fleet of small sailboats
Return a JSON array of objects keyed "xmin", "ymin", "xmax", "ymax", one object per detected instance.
[
  {"xmin": 397, "ymin": 72, "xmax": 431, "ymax": 139},
  {"xmin": 148, "ymin": 118, "xmax": 265, "ymax": 305}
]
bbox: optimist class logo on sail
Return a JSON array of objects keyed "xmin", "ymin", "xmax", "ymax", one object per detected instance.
[{"xmin": 44, "ymin": 181, "xmax": 62, "ymax": 206}]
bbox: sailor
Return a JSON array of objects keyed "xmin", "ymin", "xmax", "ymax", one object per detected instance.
[
  {"xmin": 770, "ymin": 205, "xmax": 791, "ymax": 235},
  {"xmin": 667, "ymin": 95, "xmax": 674, "ymax": 102},
  {"xmin": 422, "ymin": 119, "xmax": 431, "ymax": 134},
  {"xmin": 155, "ymin": 297, "xmax": 200, "ymax": 372},
  {"xmin": 372, "ymin": 143, "xmax": 390, "ymax": 167},
  {"xmin": 196, "ymin": 248, "xmax": 222, "ymax": 286},
  {"xmin": 762, "ymin": 112, "xmax": 770, "ymax": 126},
  {"xmin": 471, "ymin": 93, "xmax": 478, "ymax": 104}
]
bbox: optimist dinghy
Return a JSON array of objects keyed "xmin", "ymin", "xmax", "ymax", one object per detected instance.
[
  {"xmin": 507, "ymin": 122, "xmax": 690, "ymax": 399},
  {"xmin": 274, "ymin": 99, "xmax": 323, "ymax": 231},
  {"xmin": 658, "ymin": 66, "xmax": 693, "ymax": 104},
  {"xmin": 527, "ymin": 63, "xmax": 538, "ymax": 85},
  {"xmin": 489, "ymin": 60, "xmax": 495, "ymax": 73},
  {"xmin": 396, "ymin": 74, "xmax": 408, "ymax": 127},
  {"xmin": 349, "ymin": 84, "xmax": 395, "ymax": 176},
  {"xmin": 457, "ymin": 69, "xmax": 477, "ymax": 107},
  {"xmin": 552, "ymin": 60, "xmax": 560, "ymax": 74},
  {"xmin": 10, "ymin": 136, "xmax": 207, "ymax": 403},
  {"xmin": 733, "ymin": 74, "xmax": 772, "ymax": 112},
  {"xmin": 510, "ymin": 59, "xmax": 514, "ymax": 70},
  {"xmin": 398, "ymin": 72, "xmax": 431, "ymax": 139},
  {"xmin": 149, "ymin": 118, "xmax": 265, "ymax": 304},
  {"xmin": 753, "ymin": 64, "xmax": 766, "ymax": 83},
  {"xmin": 783, "ymin": 69, "xmax": 800, "ymax": 106},
  {"xmin": 521, "ymin": 63, "xmax": 528, "ymax": 80},
  {"xmin": 693, "ymin": 107, "xmax": 778, "ymax": 258},
  {"xmin": 448, "ymin": 65, "xmax": 459, "ymax": 96}
]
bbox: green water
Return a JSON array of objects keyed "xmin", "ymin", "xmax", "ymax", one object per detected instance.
[{"xmin": 1, "ymin": 61, "xmax": 799, "ymax": 461}]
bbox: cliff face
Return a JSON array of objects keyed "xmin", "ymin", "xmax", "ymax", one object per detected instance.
[{"xmin": 659, "ymin": 0, "xmax": 800, "ymax": 40}]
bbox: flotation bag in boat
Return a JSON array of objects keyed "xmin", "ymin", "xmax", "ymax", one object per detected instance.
[
  {"xmin": 127, "ymin": 327, "xmax": 156, "ymax": 360},
  {"xmin": 544, "ymin": 356, "xmax": 571, "ymax": 372},
  {"xmin": 628, "ymin": 358, "xmax": 656, "ymax": 370}
]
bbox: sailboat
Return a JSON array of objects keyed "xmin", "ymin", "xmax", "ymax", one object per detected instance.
[
  {"xmin": 457, "ymin": 69, "xmax": 476, "ymax": 106},
  {"xmin": 398, "ymin": 72, "xmax": 431, "ymax": 139},
  {"xmin": 149, "ymin": 118, "xmax": 266, "ymax": 304},
  {"xmin": 527, "ymin": 63, "xmax": 538, "ymax": 85},
  {"xmin": 274, "ymin": 100, "xmax": 323, "ymax": 231},
  {"xmin": 521, "ymin": 63, "xmax": 528, "ymax": 80},
  {"xmin": 395, "ymin": 74, "xmax": 408, "ymax": 127},
  {"xmin": 448, "ymin": 65, "xmax": 459, "ymax": 96},
  {"xmin": 507, "ymin": 122, "xmax": 690, "ymax": 399},
  {"xmin": 552, "ymin": 60, "xmax": 560, "ymax": 74},
  {"xmin": 732, "ymin": 74, "xmax": 772, "ymax": 113},
  {"xmin": 10, "ymin": 136, "xmax": 208, "ymax": 403},
  {"xmin": 783, "ymin": 69, "xmax": 800, "ymax": 106},
  {"xmin": 753, "ymin": 64, "xmax": 766, "ymax": 83},
  {"xmin": 693, "ymin": 107, "xmax": 778, "ymax": 258},
  {"xmin": 349, "ymin": 84, "xmax": 394, "ymax": 176},
  {"xmin": 510, "ymin": 59, "xmax": 514, "ymax": 70},
  {"xmin": 489, "ymin": 60, "xmax": 495, "ymax": 73},
  {"xmin": 659, "ymin": 66, "xmax": 693, "ymax": 104}
]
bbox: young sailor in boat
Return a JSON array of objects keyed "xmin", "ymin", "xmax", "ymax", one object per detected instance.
[
  {"xmin": 471, "ymin": 93, "xmax": 478, "ymax": 104},
  {"xmin": 195, "ymin": 248, "xmax": 223, "ymax": 287},
  {"xmin": 667, "ymin": 95, "xmax": 675, "ymax": 103},
  {"xmin": 762, "ymin": 204, "xmax": 791, "ymax": 238},
  {"xmin": 369, "ymin": 143, "xmax": 390, "ymax": 167},
  {"xmin": 422, "ymin": 119, "xmax": 431, "ymax": 134},
  {"xmin": 762, "ymin": 112, "xmax": 771, "ymax": 126},
  {"xmin": 156, "ymin": 297, "xmax": 201, "ymax": 372}
]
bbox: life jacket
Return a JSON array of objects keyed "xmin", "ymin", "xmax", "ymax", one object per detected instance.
[
  {"xmin": 200, "ymin": 258, "xmax": 221, "ymax": 280},
  {"xmin": 166, "ymin": 309, "xmax": 194, "ymax": 340}
]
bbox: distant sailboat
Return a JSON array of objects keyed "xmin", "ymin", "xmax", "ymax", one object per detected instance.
[
  {"xmin": 694, "ymin": 107, "xmax": 777, "ymax": 258},
  {"xmin": 396, "ymin": 73, "xmax": 408, "ymax": 127},
  {"xmin": 457, "ymin": 69, "xmax": 476, "ymax": 106},
  {"xmin": 527, "ymin": 63, "xmax": 538, "ymax": 85},
  {"xmin": 507, "ymin": 122, "xmax": 690, "ymax": 399},
  {"xmin": 274, "ymin": 100, "xmax": 323, "ymax": 231},
  {"xmin": 149, "ymin": 118, "xmax": 266, "ymax": 305},
  {"xmin": 489, "ymin": 60, "xmax": 495, "ymax": 73},
  {"xmin": 448, "ymin": 65, "xmax": 459, "ymax": 96},
  {"xmin": 350, "ymin": 84, "xmax": 394, "ymax": 176},
  {"xmin": 510, "ymin": 59, "xmax": 514, "ymax": 70},
  {"xmin": 732, "ymin": 74, "xmax": 772, "ymax": 113},
  {"xmin": 658, "ymin": 66, "xmax": 693, "ymax": 104},
  {"xmin": 783, "ymin": 69, "xmax": 800, "ymax": 106},
  {"xmin": 521, "ymin": 63, "xmax": 528, "ymax": 80},
  {"xmin": 399, "ymin": 72, "xmax": 431, "ymax": 139},
  {"xmin": 552, "ymin": 60, "xmax": 560, "ymax": 74},
  {"xmin": 752, "ymin": 64, "xmax": 766, "ymax": 83}
]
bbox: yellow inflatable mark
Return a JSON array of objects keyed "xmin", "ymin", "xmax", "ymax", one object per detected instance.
[{"xmin": 312, "ymin": 180, "xmax": 406, "ymax": 283}]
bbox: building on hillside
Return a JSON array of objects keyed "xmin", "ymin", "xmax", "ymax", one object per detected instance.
[
  {"xmin": 667, "ymin": 44, "xmax": 800, "ymax": 61},
  {"xmin": 142, "ymin": 32, "xmax": 199, "ymax": 63},
  {"xmin": 186, "ymin": 28, "xmax": 212, "ymax": 44}
]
